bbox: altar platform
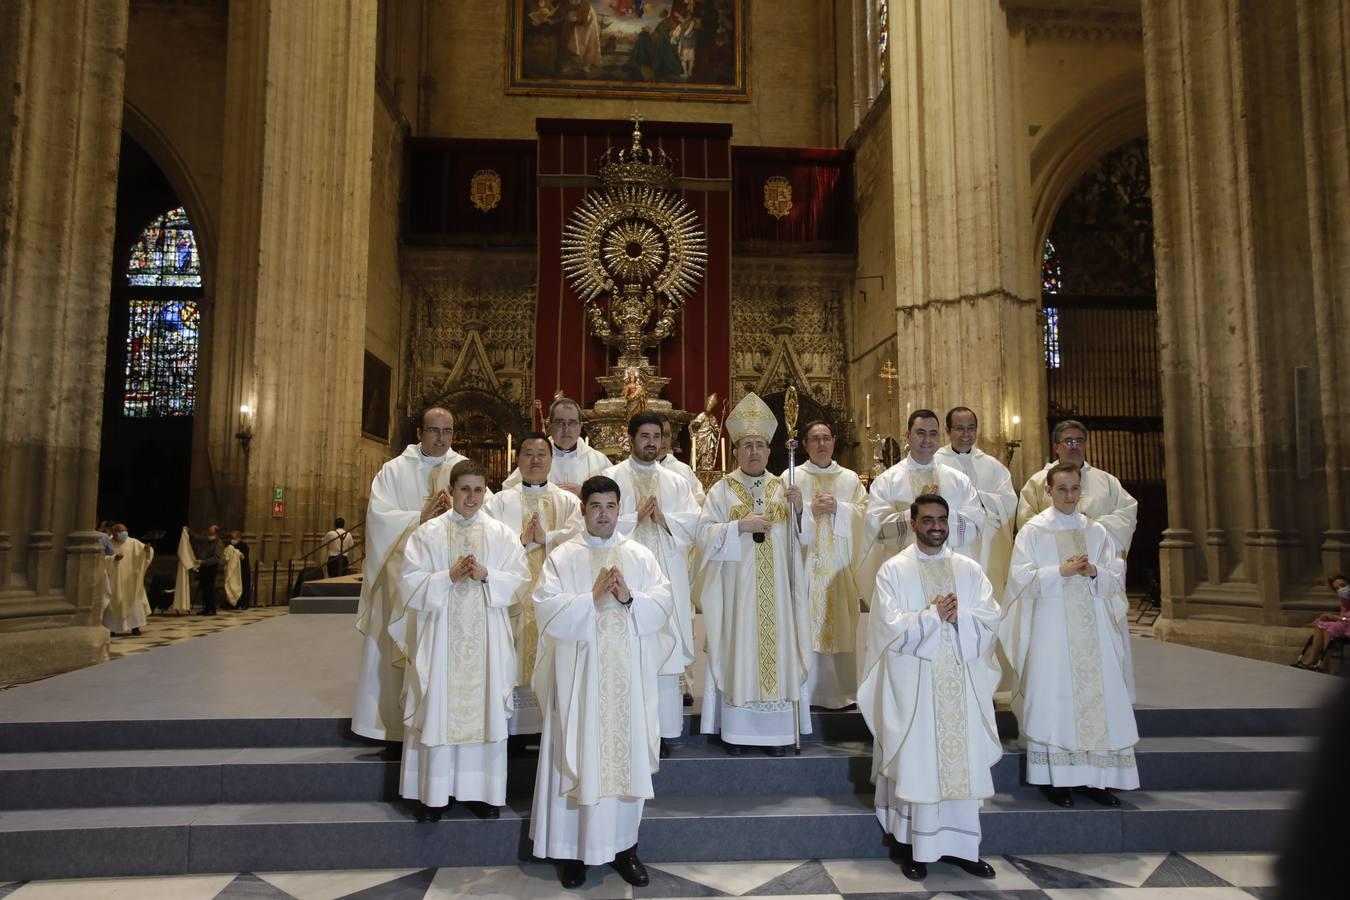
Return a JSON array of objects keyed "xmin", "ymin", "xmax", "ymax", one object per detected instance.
[{"xmin": 0, "ymin": 612, "xmax": 1337, "ymax": 882}]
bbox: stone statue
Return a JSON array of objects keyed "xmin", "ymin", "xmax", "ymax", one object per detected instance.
[{"xmin": 691, "ymin": 392, "xmax": 720, "ymax": 472}]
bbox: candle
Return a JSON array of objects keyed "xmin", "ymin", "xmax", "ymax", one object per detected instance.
[
  {"xmin": 865, "ymin": 393, "xmax": 871, "ymax": 430},
  {"xmin": 506, "ymin": 433, "xmax": 512, "ymax": 460},
  {"xmin": 690, "ymin": 433, "xmax": 698, "ymax": 471},
  {"xmin": 1010, "ymin": 415, "xmax": 1021, "ymax": 441},
  {"xmin": 720, "ymin": 437, "xmax": 727, "ymax": 471}
]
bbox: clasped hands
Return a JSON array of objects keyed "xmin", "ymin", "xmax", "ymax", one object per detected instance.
[
  {"xmin": 421, "ymin": 488, "xmax": 451, "ymax": 524},
  {"xmin": 1059, "ymin": 553, "xmax": 1097, "ymax": 578},
  {"xmin": 931, "ymin": 591, "xmax": 958, "ymax": 624},
  {"xmin": 449, "ymin": 554, "xmax": 488, "ymax": 583},
  {"xmin": 520, "ymin": 511, "xmax": 548, "ymax": 547},
  {"xmin": 636, "ymin": 496, "xmax": 668, "ymax": 530},
  {"xmin": 592, "ymin": 565, "xmax": 632, "ymax": 604},
  {"xmin": 809, "ymin": 491, "xmax": 837, "ymax": 517}
]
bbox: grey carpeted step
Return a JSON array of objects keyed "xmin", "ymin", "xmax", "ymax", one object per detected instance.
[{"xmin": 288, "ymin": 596, "xmax": 359, "ymax": 614}]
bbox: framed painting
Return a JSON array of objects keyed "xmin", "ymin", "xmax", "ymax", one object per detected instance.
[
  {"xmin": 361, "ymin": 351, "xmax": 392, "ymax": 442},
  {"xmin": 507, "ymin": 0, "xmax": 748, "ymax": 102}
]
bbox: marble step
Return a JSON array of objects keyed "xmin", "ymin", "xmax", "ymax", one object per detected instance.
[
  {"xmin": 0, "ymin": 789, "xmax": 1297, "ymax": 882},
  {"xmin": 0, "ymin": 705, "xmax": 1320, "ymax": 754},
  {"xmin": 0, "ymin": 735, "xmax": 1310, "ymax": 810}
]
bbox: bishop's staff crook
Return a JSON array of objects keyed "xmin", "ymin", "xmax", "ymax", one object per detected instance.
[{"xmin": 784, "ymin": 386, "xmax": 802, "ymax": 755}]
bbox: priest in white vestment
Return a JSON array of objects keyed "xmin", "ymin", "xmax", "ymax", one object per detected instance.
[
  {"xmin": 530, "ymin": 475, "xmax": 674, "ymax": 889},
  {"xmin": 790, "ymin": 420, "xmax": 866, "ymax": 709},
  {"xmin": 859, "ymin": 495, "xmax": 1001, "ymax": 881},
  {"xmin": 484, "ymin": 433, "xmax": 583, "ymax": 736},
  {"xmin": 103, "ymin": 525, "xmax": 153, "ymax": 636},
  {"xmin": 222, "ymin": 541, "xmax": 244, "ymax": 608},
  {"xmin": 696, "ymin": 392, "xmax": 812, "ymax": 755},
  {"xmin": 503, "ymin": 396, "xmax": 611, "ymax": 495},
  {"xmin": 934, "ymin": 407, "xmax": 1018, "ymax": 598},
  {"xmin": 1016, "ymin": 419, "xmax": 1138, "ymax": 556},
  {"xmin": 1001, "ymin": 462, "xmax": 1139, "ymax": 808},
  {"xmin": 351, "ymin": 407, "xmax": 461, "ymax": 742},
  {"xmin": 658, "ymin": 416, "xmax": 705, "ymax": 505},
  {"xmin": 173, "ymin": 526, "xmax": 196, "ymax": 615},
  {"xmin": 396, "ymin": 459, "xmax": 528, "ymax": 821},
  {"xmin": 605, "ymin": 412, "xmax": 701, "ymax": 748}
]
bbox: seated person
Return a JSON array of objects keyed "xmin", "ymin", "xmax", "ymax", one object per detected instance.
[{"xmin": 1294, "ymin": 574, "xmax": 1350, "ymax": 672}]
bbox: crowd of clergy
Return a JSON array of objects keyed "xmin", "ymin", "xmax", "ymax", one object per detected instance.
[{"xmin": 349, "ymin": 392, "xmax": 1140, "ymax": 889}]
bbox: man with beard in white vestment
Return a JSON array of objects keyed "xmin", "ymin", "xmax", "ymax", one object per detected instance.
[
  {"xmin": 351, "ymin": 407, "xmax": 464, "ymax": 742},
  {"xmin": 604, "ymin": 412, "xmax": 700, "ymax": 755},
  {"xmin": 790, "ymin": 420, "xmax": 867, "ymax": 709},
  {"xmin": 503, "ymin": 396, "xmax": 611, "ymax": 496},
  {"xmin": 934, "ymin": 407, "xmax": 1018, "ymax": 599},
  {"xmin": 103, "ymin": 524, "xmax": 153, "ymax": 636},
  {"xmin": 396, "ymin": 459, "xmax": 528, "ymax": 822},
  {"xmin": 1001, "ymin": 462, "xmax": 1139, "ymax": 809},
  {"xmin": 530, "ymin": 475, "xmax": 674, "ymax": 890},
  {"xmin": 859, "ymin": 495, "xmax": 1001, "ymax": 883},
  {"xmin": 657, "ymin": 414, "xmax": 705, "ymax": 506},
  {"xmin": 484, "ymin": 432, "xmax": 583, "ymax": 739},
  {"xmin": 1015, "ymin": 419, "xmax": 1137, "ymax": 557},
  {"xmin": 696, "ymin": 391, "xmax": 812, "ymax": 756}
]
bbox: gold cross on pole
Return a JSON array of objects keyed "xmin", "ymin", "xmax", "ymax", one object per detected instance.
[{"xmin": 880, "ymin": 360, "xmax": 899, "ymax": 400}]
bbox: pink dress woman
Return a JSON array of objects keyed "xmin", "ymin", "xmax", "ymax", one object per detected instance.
[{"xmin": 1314, "ymin": 593, "xmax": 1350, "ymax": 639}]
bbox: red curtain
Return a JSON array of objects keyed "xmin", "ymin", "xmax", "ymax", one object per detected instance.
[
  {"xmin": 731, "ymin": 147, "xmax": 855, "ymax": 252},
  {"xmin": 405, "ymin": 138, "xmax": 537, "ymax": 244}
]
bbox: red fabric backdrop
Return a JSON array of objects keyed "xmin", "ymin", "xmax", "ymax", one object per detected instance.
[
  {"xmin": 534, "ymin": 118, "xmax": 732, "ymax": 416},
  {"xmin": 731, "ymin": 147, "xmax": 855, "ymax": 253},
  {"xmin": 405, "ymin": 138, "xmax": 537, "ymax": 245}
]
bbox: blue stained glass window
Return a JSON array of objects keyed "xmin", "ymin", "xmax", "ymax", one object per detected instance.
[
  {"xmin": 1042, "ymin": 238, "xmax": 1062, "ymax": 295},
  {"xmin": 123, "ymin": 300, "xmax": 200, "ymax": 417},
  {"xmin": 126, "ymin": 206, "xmax": 201, "ymax": 287},
  {"xmin": 1044, "ymin": 307, "xmax": 1061, "ymax": 370}
]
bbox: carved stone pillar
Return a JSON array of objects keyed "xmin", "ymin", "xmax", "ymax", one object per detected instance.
[
  {"xmin": 0, "ymin": 0, "xmax": 129, "ymax": 684},
  {"xmin": 876, "ymin": 1, "xmax": 1043, "ymax": 480},
  {"xmin": 1144, "ymin": 0, "xmax": 1350, "ymax": 656},
  {"xmin": 197, "ymin": 0, "xmax": 377, "ymax": 561}
]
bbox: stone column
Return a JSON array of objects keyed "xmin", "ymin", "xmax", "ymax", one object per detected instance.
[
  {"xmin": 196, "ymin": 0, "xmax": 376, "ymax": 589},
  {"xmin": 880, "ymin": 0, "xmax": 1043, "ymax": 480},
  {"xmin": 1144, "ymin": 0, "xmax": 1350, "ymax": 657},
  {"xmin": 0, "ymin": 0, "xmax": 130, "ymax": 684}
]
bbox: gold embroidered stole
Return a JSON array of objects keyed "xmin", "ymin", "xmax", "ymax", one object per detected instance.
[
  {"xmin": 444, "ymin": 518, "xmax": 488, "ymax": 745},
  {"xmin": 908, "ymin": 467, "xmax": 940, "ymax": 500},
  {"xmin": 1053, "ymin": 528, "xmax": 1109, "ymax": 751},
  {"xmin": 587, "ymin": 545, "xmax": 632, "ymax": 798},
  {"xmin": 628, "ymin": 466, "xmax": 664, "ymax": 561},
  {"xmin": 807, "ymin": 469, "xmax": 845, "ymax": 653},
  {"xmin": 725, "ymin": 476, "xmax": 790, "ymax": 698},
  {"xmin": 516, "ymin": 490, "xmax": 557, "ymax": 683},
  {"xmin": 917, "ymin": 556, "xmax": 971, "ymax": 800}
]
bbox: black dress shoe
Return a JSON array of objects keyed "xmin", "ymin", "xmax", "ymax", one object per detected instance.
[
  {"xmin": 414, "ymin": 803, "xmax": 444, "ymax": 823},
  {"xmin": 660, "ymin": 738, "xmax": 671, "ymax": 758},
  {"xmin": 765, "ymin": 745, "xmax": 787, "ymax": 757},
  {"xmin": 1040, "ymin": 786, "xmax": 1074, "ymax": 807},
  {"xmin": 610, "ymin": 847, "xmax": 649, "ymax": 887},
  {"xmin": 899, "ymin": 858, "xmax": 928, "ymax": 880},
  {"xmin": 941, "ymin": 856, "xmax": 996, "ymax": 878},
  {"xmin": 131, "ymin": 628, "xmax": 141, "ymax": 636},
  {"xmin": 559, "ymin": 860, "xmax": 587, "ymax": 888},
  {"xmin": 1075, "ymin": 786, "xmax": 1121, "ymax": 807},
  {"xmin": 724, "ymin": 741, "xmax": 745, "ymax": 755},
  {"xmin": 683, "ymin": 692, "xmax": 694, "ymax": 706},
  {"xmin": 467, "ymin": 800, "xmax": 500, "ymax": 819}
]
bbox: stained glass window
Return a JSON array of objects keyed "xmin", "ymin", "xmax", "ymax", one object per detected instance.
[
  {"xmin": 123, "ymin": 300, "xmax": 200, "ymax": 417},
  {"xmin": 1042, "ymin": 238, "xmax": 1063, "ymax": 294},
  {"xmin": 1043, "ymin": 306, "xmax": 1061, "ymax": 370},
  {"xmin": 876, "ymin": 1, "xmax": 889, "ymax": 88},
  {"xmin": 126, "ymin": 206, "xmax": 201, "ymax": 287}
]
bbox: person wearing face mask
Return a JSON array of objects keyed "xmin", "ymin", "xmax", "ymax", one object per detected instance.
[
  {"xmin": 102, "ymin": 524, "xmax": 154, "ymax": 637},
  {"xmin": 1293, "ymin": 575, "xmax": 1350, "ymax": 672},
  {"xmin": 1000, "ymin": 463, "xmax": 1138, "ymax": 810}
]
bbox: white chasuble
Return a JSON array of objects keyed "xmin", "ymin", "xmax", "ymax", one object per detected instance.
[
  {"xmin": 934, "ymin": 445, "xmax": 1018, "ymax": 598},
  {"xmin": 530, "ymin": 532, "xmax": 674, "ymax": 866},
  {"xmin": 395, "ymin": 510, "xmax": 526, "ymax": 807},
  {"xmin": 1000, "ymin": 508, "xmax": 1139, "ymax": 790},
  {"xmin": 659, "ymin": 453, "xmax": 706, "ymax": 506},
  {"xmin": 351, "ymin": 445, "xmax": 457, "ymax": 741},
  {"xmin": 103, "ymin": 538, "xmax": 154, "ymax": 633},
  {"xmin": 865, "ymin": 458, "xmax": 985, "ymax": 557},
  {"xmin": 503, "ymin": 438, "xmax": 611, "ymax": 489},
  {"xmin": 174, "ymin": 526, "xmax": 196, "ymax": 614},
  {"xmin": 858, "ymin": 545, "xmax": 1001, "ymax": 863},
  {"xmin": 1016, "ymin": 461, "xmax": 1138, "ymax": 556},
  {"xmin": 222, "ymin": 544, "xmax": 244, "ymax": 607}
]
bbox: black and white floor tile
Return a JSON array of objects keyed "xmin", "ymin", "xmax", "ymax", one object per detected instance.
[
  {"xmin": 106, "ymin": 606, "xmax": 287, "ymax": 659},
  {"xmin": 0, "ymin": 852, "xmax": 1277, "ymax": 899}
]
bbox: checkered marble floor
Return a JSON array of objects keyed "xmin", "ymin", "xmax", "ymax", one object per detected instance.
[
  {"xmin": 0, "ymin": 852, "xmax": 1279, "ymax": 898},
  {"xmin": 106, "ymin": 606, "xmax": 288, "ymax": 659}
]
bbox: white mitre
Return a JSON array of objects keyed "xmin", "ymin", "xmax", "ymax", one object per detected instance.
[{"xmin": 726, "ymin": 391, "xmax": 778, "ymax": 445}]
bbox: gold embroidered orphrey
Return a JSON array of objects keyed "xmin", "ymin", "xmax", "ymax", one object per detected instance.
[
  {"xmin": 1053, "ymin": 529, "xmax": 1110, "ymax": 752},
  {"xmin": 726, "ymin": 475, "xmax": 790, "ymax": 699},
  {"xmin": 763, "ymin": 175, "xmax": 793, "ymax": 219},
  {"xmin": 918, "ymin": 557, "xmax": 972, "ymax": 800},
  {"xmin": 588, "ymin": 546, "xmax": 634, "ymax": 799},
  {"xmin": 444, "ymin": 519, "xmax": 489, "ymax": 745},
  {"xmin": 470, "ymin": 168, "xmax": 502, "ymax": 213}
]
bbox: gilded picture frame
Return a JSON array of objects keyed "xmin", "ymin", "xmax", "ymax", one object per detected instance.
[{"xmin": 507, "ymin": 0, "xmax": 749, "ymax": 102}]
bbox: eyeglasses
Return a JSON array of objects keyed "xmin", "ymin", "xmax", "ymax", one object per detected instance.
[
  {"xmin": 1058, "ymin": 437, "xmax": 1086, "ymax": 447},
  {"xmin": 421, "ymin": 427, "xmax": 454, "ymax": 437},
  {"xmin": 552, "ymin": 419, "xmax": 581, "ymax": 429}
]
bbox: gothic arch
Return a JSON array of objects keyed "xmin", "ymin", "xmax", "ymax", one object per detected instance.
[{"xmin": 1030, "ymin": 69, "xmax": 1149, "ymax": 251}]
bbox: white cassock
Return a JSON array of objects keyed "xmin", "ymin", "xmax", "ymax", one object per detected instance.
[
  {"xmin": 352, "ymin": 445, "xmax": 462, "ymax": 741},
  {"xmin": 395, "ymin": 510, "xmax": 526, "ymax": 807},
  {"xmin": 934, "ymin": 445, "xmax": 1017, "ymax": 599},
  {"xmin": 173, "ymin": 527, "xmax": 196, "ymax": 614},
  {"xmin": 223, "ymin": 544, "xmax": 244, "ymax": 607},
  {"xmin": 696, "ymin": 470, "xmax": 813, "ymax": 746},
  {"xmin": 604, "ymin": 458, "xmax": 701, "ymax": 739},
  {"xmin": 859, "ymin": 544, "xmax": 1002, "ymax": 864},
  {"xmin": 103, "ymin": 538, "xmax": 154, "ymax": 633},
  {"xmin": 1016, "ymin": 461, "xmax": 1138, "ymax": 555},
  {"xmin": 659, "ymin": 453, "xmax": 705, "ymax": 506},
  {"xmin": 484, "ymin": 482, "xmax": 583, "ymax": 735},
  {"xmin": 1000, "ymin": 508, "xmax": 1139, "ymax": 791},
  {"xmin": 790, "ymin": 460, "xmax": 866, "ymax": 708},
  {"xmin": 530, "ymin": 531, "xmax": 674, "ymax": 865},
  {"xmin": 503, "ymin": 437, "xmax": 611, "ymax": 489}
]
